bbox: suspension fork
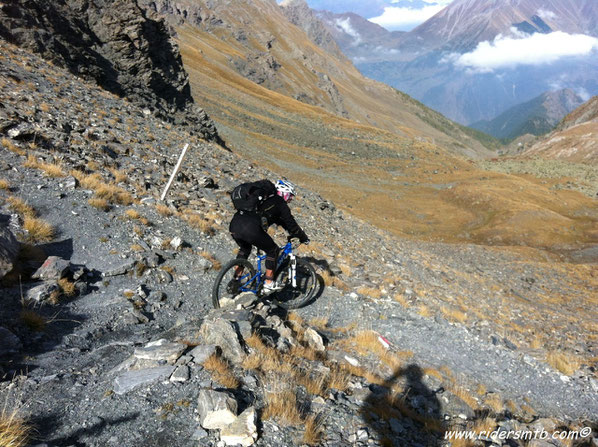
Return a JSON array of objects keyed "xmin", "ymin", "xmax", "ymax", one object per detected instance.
[{"xmin": 289, "ymin": 253, "xmax": 297, "ymax": 288}]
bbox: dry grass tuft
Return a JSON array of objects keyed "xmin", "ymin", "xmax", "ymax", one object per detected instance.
[
  {"xmin": 262, "ymin": 391, "xmax": 302, "ymax": 425},
  {"xmin": 320, "ymin": 270, "xmax": 334, "ymax": 287},
  {"xmin": 109, "ymin": 168, "xmax": 127, "ymax": 183},
  {"xmin": 23, "ymin": 217, "xmax": 54, "ymax": 243},
  {"xmin": 58, "ymin": 278, "xmax": 76, "ymax": 298},
  {"xmin": 183, "ymin": 213, "xmax": 215, "ymax": 235},
  {"xmin": 71, "ymin": 170, "xmax": 133, "ymax": 205},
  {"xmin": 296, "ymin": 372, "xmax": 327, "ymax": 397},
  {"xmin": 7, "ymin": 197, "xmax": 36, "ymax": 218},
  {"xmin": 94, "ymin": 183, "xmax": 133, "ymax": 205},
  {"xmin": 356, "ymin": 286, "xmax": 382, "ymax": 299},
  {"xmin": 199, "ymin": 251, "xmax": 222, "ymax": 270},
  {"xmin": 417, "ymin": 305, "xmax": 432, "ymax": 317},
  {"xmin": 155, "ymin": 203, "xmax": 174, "ymax": 217},
  {"xmin": 393, "ymin": 293, "xmax": 410, "ymax": 307},
  {"xmin": 482, "ymin": 393, "xmax": 503, "ymax": 414},
  {"xmin": 320, "ymin": 271, "xmax": 349, "ymax": 291},
  {"xmin": 20, "ymin": 310, "xmax": 46, "ymax": 332},
  {"xmin": 441, "ymin": 306, "xmax": 468, "ymax": 323},
  {"xmin": 327, "ymin": 365, "xmax": 350, "ymax": 391},
  {"xmin": 88, "ymin": 197, "xmax": 110, "ymax": 211},
  {"xmin": 124, "ymin": 209, "xmax": 141, "ymax": 220},
  {"xmin": 1, "ymin": 137, "xmax": 25, "ymax": 155},
  {"xmin": 203, "ymin": 354, "xmax": 240, "ymax": 389},
  {"xmin": 302, "ymin": 414, "xmax": 324, "ymax": 446},
  {"xmin": 47, "ymin": 289, "xmax": 62, "ymax": 305},
  {"xmin": 546, "ymin": 351, "xmax": 581, "ymax": 376},
  {"xmin": 0, "ymin": 406, "xmax": 31, "ymax": 447},
  {"xmin": 0, "ymin": 179, "xmax": 10, "ymax": 190},
  {"xmin": 38, "ymin": 161, "xmax": 65, "ymax": 178},
  {"xmin": 23, "ymin": 155, "xmax": 40, "ymax": 169}
]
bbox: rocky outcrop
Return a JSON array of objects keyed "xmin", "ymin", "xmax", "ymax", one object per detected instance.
[
  {"xmin": 0, "ymin": 0, "xmax": 223, "ymax": 143},
  {"xmin": 279, "ymin": 0, "xmax": 346, "ymax": 61}
]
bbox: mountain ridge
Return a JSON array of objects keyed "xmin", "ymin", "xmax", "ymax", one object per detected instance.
[
  {"xmin": 471, "ymin": 89, "xmax": 584, "ymax": 140},
  {"xmin": 521, "ymin": 95, "xmax": 598, "ymax": 163},
  {"xmin": 332, "ymin": 0, "xmax": 598, "ymax": 124}
]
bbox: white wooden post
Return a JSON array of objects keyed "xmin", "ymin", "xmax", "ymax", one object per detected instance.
[{"xmin": 160, "ymin": 143, "xmax": 189, "ymax": 201}]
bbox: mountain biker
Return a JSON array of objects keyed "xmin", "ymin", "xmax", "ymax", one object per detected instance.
[{"xmin": 229, "ymin": 179, "xmax": 309, "ymax": 294}]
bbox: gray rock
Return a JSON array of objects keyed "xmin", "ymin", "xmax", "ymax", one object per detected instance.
[
  {"xmin": 220, "ymin": 407, "xmax": 258, "ymax": 447},
  {"xmin": 133, "ymin": 339, "xmax": 186, "ymax": 364},
  {"xmin": 200, "ymin": 319, "xmax": 246, "ymax": 364},
  {"xmin": 170, "ymin": 365, "xmax": 190, "ymax": 382},
  {"xmin": 197, "ymin": 389, "xmax": 238, "ymax": 430},
  {"xmin": 26, "ymin": 281, "xmax": 60, "ymax": 303},
  {"xmin": 157, "ymin": 269, "xmax": 173, "ymax": 283},
  {"xmin": 304, "ymin": 327, "xmax": 325, "ymax": 352},
  {"xmin": 0, "ymin": 220, "xmax": 19, "ymax": 279},
  {"xmin": 170, "ymin": 237, "xmax": 183, "ymax": 250},
  {"xmin": 63, "ymin": 176, "xmax": 78, "ymax": 189},
  {"xmin": 113, "ymin": 366, "xmax": 176, "ymax": 395},
  {"xmin": 441, "ymin": 392, "xmax": 476, "ymax": 419},
  {"xmin": 198, "ymin": 176, "xmax": 216, "ymax": 188},
  {"xmin": 191, "ymin": 427, "xmax": 208, "ymax": 441},
  {"xmin": 235, "ymin": 320, "xmax": 252, "ymax": 340},
  {"xmin": 357, "ymin": 428, "xmax": 369, "ymax": 441},
  {"xmin": 188, "ymin": 344, "xmax": 218, "ymax": 364},
  {"xmin": 144, "ymin": 252, "xmax": 160, "ymax": 267},
  {"xmin": 102, "ymin": 259, "xmax": 136, "ymax": 277},
  {"xmin": 0, "ymin": 326, "xmax": 22, "ymax": 356},
  {"xmin": 389, "ymin": 418, "xmax": 404, "ymax": 434},
  {"xmin": 196, "ymin": 256, "xmax": 213, "ymax": 272},
  {"xmin": 529, "ymin": 418, "xmax": 558, "ymax": 435}
]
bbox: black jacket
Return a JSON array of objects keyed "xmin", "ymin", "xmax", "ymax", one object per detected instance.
[{"xmin": 257, "ymin": 195, "xmax": 308, "ymax": 242}]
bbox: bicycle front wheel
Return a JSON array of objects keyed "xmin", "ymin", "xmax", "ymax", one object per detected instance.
[
  {"xmin": 212, "ymin": 259, "xmax": 256, "ymax": 309},
  {"xmin": 273, "ymin": 258, "xmax": 317, "ymax": 309}
]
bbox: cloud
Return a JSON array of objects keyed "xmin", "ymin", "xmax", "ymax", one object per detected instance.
[
  {"xmin": 453, "ymin": 31, "xmax": 598, "ymax": 73},
  {"xmin": 368, "ymin": 4, "xmax": 446, "ymax": 31},
  {"xmin": 334, "ymin": 17, "xmax": 362, "ymax": 44},
  {"xmin": 575, "ymin": 88, "xmax": 591, "ymax": 102},
  {"xmin": 537, "ymin": 8, "xmax": 557, "ymax": 21}
]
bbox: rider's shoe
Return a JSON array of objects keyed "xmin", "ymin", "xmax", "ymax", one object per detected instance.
[
  {"xmin": 262, "ymin": 280, "xmax": 283, "ymax": 295},
  {"xmin": 226, "ymin": 278, "xmax": 240, "ymax": 295}
]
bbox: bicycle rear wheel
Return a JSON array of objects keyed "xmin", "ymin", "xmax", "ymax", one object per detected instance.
[
  {"xmin": 212, "ymin": 259, "xmax": 256, "ymax": 309},
  {"xmin": 273, "ymin": 258, "xmax": 317, "ymax": 309}
]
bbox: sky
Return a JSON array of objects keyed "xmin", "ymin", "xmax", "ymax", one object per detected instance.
[{"xmin": 299, "ymin": 0, "xmax": 456, "ymax": 31}]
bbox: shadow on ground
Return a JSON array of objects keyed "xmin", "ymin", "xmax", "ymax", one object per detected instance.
[{"xmin": 360, "ymin": 364, "xmax": 446, "ymax": 446}]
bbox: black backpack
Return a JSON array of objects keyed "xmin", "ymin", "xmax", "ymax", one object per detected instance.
[{"xmin": 231, "ymin": 180, "xmax": 277, "ymax": 212}]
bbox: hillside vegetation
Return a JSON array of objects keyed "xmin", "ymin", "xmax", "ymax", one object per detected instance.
[{"xmin": 168, "ymin": 7, "xmax": 598, "ymax": 256}]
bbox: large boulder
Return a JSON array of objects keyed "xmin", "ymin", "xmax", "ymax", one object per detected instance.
[
  {"xmin": 200, "ymin": 318, "xmax": 246, "ymax": 364},
  {"xmin": 0, "ymin": 217, "xmax": 19, "ymax": 279},
  {"xmin": 197, "ymin": 389, "xmax": 238, "ymax": 430}
]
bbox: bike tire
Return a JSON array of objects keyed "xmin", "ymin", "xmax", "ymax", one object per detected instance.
[
  {"xmin": 212, "ymin": 259, "xmax": 256, "ymax": 309},
  {"xmin": 273, "ymin": 258, "xmax": 317, "ymax": 309}
]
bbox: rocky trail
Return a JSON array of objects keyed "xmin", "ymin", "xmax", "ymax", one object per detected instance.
[{"xmin": 1, "ymin": 40, "xmax": 597, "ymax": 447}]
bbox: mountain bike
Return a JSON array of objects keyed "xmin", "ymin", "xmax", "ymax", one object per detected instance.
[{"xmin": 212, "ymin": 240, "xmax": 317, "ymax": 309}]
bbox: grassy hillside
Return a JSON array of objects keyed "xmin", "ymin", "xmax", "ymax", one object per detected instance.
[{"xmin": 175, "ymin": 23, "xmax": 598, "ymax": 255}]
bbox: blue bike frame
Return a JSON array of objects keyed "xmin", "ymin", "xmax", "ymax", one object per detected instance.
[{"xmin": 238, "ymin": 242, "xmax": 295, "ymax": 294}]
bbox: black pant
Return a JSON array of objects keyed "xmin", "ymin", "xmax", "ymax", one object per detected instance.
[{"xmin": 229, "ymin": 212, "xmax": 278, "ymax": 274}]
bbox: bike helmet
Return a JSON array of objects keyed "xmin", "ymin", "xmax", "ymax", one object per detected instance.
[{"xmin": 275, "ymin": 179, "xmax": 296, "ymax": 202}]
